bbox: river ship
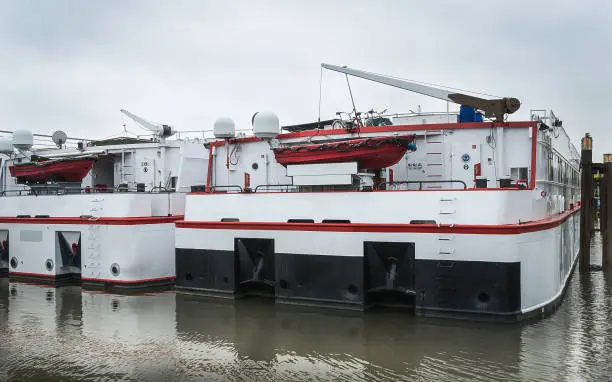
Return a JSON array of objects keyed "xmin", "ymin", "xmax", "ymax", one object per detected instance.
[{"xmin": 175, "ymin": 64, "xmax": 581, "ymax": 321}]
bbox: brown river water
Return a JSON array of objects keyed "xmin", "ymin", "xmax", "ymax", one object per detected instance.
[{"xmin": 1, "ymin": 234, "xmax": 611, "ymax": 381}]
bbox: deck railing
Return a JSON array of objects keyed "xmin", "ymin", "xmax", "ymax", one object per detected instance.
[{"xmin": 377, "ymin": 180, "xmax": 468, "ymax": 190}]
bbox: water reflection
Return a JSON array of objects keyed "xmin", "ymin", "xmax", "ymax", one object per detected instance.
[
  {"xmin": 80, "ymin": 291, "xmax": 177, "ymax": 381},
  {"xmin": 168, "ymin": 293, "xmax": 524, "ymax": 381},
  {"xmin": 0, "ymin": 235, "xmax": 611, "ymax": 381},
  {"xmin": 0, "ymin": 278, "xmax": 8, "ymax": 382}
]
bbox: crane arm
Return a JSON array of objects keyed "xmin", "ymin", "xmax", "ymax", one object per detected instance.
[
  {"xmin": 321, "ymin": 63, "xmax": 520, "ymax": 121},
  {"xmin": 120, "ymin": 109, "xmax": 175, "ymax": 138},
  {"xmin": 120, "ymin": 109, "xmax": 159, "ymax": 132}
]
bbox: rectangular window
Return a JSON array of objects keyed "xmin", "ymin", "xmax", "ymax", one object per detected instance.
[{"xmin": 510, "ymin": 167, "xmax": 529, "ymax": 182}]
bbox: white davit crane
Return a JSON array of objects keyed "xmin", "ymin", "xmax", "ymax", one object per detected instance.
[
  {"xmin": 321, "ymin": 63, "xmax": 520, "ymax": 122},
  {"xmin": 120, "ymin": 109, "xmax": 176, "ymax": 139}
]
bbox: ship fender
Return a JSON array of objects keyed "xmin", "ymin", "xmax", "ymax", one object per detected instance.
[
  {"xmin": 0, "ymin": 230, "xmax": 8, "ymax": 276},
  {"xmin": 57, "ymin": 231, "xmax": 82, "ymax": 271},
  {"xmin": 364, "ymin": 241, "xmax": 416, "ymax": 307},
  {"xmin": 235, "ymin": 238, "xmax": 275, "ymax": 296}
]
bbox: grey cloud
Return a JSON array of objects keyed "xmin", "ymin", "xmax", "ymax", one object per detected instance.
[{"xmin": 0, "ymin": 0, "xmax": 610, "ymax": 156}]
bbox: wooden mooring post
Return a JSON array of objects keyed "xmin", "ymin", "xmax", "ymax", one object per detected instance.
[
  {"xmin": 579, "ymin": 134, "xmax": 593, "ymax": 273},
  {"xmin": 602, "ymin": 154, "xmax": 612, "ymax": 268}
]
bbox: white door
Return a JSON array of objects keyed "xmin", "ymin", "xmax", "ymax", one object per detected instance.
[{"xmin": 450, "ymin": 143, "xmax": 481, "ymax": 189}]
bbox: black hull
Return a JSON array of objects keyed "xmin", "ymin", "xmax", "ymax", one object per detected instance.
[
  {"xmin": 175, "ymin": 240, "xmax": 568, "ymax": 322},
  {"xmin": 416, "ymin": 254, "xmax": 579, "ymax": 323},
  {"xmin": 0, "ymin": 268, "xmax": 7, "ymax": 277}
]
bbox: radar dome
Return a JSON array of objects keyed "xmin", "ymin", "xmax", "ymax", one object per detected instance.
[
  {"xmin": 213, "ymin": 117, "xmax": 236, "ymax": 139},
  {"xmin": 12, "ymin": 130, "xmax": 33, "ymax": 151},
  {"xmin": 0, "ymin": 138, "xmax": 13, "ymax": 154},
  {"xmin": 252, "ymin": 111, "xmax": 280, "ymax": 140}
]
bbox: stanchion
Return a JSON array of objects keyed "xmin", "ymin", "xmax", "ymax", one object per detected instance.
[
  {"xmin": 580, "ymin": 134, "xmax": 593, "ymax": 273},
  {"xmin": 603, "ymin": 154, "xmax": 612, "ymax": 268}
]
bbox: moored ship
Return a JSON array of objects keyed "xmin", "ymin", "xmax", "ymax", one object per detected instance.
[
  {"xmin": 0, "ymin": 110, "xmax": 209, "ymax": 289},
  {"xmin": 175, "ymin": 63, "xmax": 581, "ymax": 321}
]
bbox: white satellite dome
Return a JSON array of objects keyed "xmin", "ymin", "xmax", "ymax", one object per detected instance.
[
  {"xmin": 213, "ymin": 117, "xmax": 236, "ymax": 139},
  {"xmin": 252, "ymin": 111, "xmax": 280, "ymax": 140},
  {"xmin": 12, "ymin": 130, "xmax": 34, "ymax": 151},
  {"xmin": 0, "ymin": 138, "xmax": 13, "ymax": 154}
]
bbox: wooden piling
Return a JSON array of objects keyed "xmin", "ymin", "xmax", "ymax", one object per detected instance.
[
  {"xmin": 603, "ymin": 154, "xmax": 612, "ymax": 268},
  {"xmin": 579, "ymin": 134, "xmax": 593, "ymax": 273}
]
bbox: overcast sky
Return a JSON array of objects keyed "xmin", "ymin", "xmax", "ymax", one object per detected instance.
[{"xmin": 1, "ymin": 1, "xmax": 610, "ymax": 157}]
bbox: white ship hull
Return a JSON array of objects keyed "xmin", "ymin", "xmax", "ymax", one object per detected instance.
[
  {"xmin": 174, "ymin": 114, "xmax": 582, "ymax": 321},
  {"xmin": 176, "ymin": 193, "xmax": 579, "ymax": 320},
  {"xmin": 1, "ymin": 193, "xmax": 182, "ymax": 289}
]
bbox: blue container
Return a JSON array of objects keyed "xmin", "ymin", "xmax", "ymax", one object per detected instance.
[{"xmin": 459, "ymin": 106, "xmax": 483, "ymax": 122}]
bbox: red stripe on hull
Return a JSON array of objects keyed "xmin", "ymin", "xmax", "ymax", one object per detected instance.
[
  {"xmin": 10, "ymin": 271, "xmax": 56, "ymax": 278},
  {"xmin": 176, "ymin": 207, "xmax": 579, "ymax": 235},
  {"xmin": 81, "ymin": 276, "xmax": 175, "ymax": 284},
  {"xmin": 0, "ymin": 216, "xmax": 183, "ymax": 225},
  {"xmin": 188, "ymin": 188, "xmax": 531, "ymax": 196}
]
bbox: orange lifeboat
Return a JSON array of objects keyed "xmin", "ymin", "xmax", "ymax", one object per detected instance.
[
  {"xmin": 9, "ymin": 157, "xmax": 94, "ymax": 183},
  {"xmin": 273, "ymin": 134, "xmax": 416, "ymax": 169}
]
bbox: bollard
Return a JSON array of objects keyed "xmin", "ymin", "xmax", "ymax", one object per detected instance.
[
  {"xmin": 604, "ymin": 154, "xmax": 612, "ymax": 268},
  {"xmin": 579, "ymin": 134, "xmax": 593, "ymax": 273}
]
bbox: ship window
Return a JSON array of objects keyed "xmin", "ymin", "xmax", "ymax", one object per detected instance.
[
  {"xmin": 548, "ymin": 153, "xmax": 554, "ymax": 182},
  {"xmin": 287, "ymin": 219, "xmax": 315, "ymax": 223},
  {"xmin": 221, "ymin": 218, "xmax": 240, "ymax": 222},
  {"xmin": 322, "ymin": 219, "xmax": 351, "ymax": 224},
  {"xmin": 510, "ymin": 167, "xmax": 528, "ymax": 182}
]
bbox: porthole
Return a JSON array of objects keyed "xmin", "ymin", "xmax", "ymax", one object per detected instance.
[
  {"xmin": 9, "ymin": 257, "xmax": 17, "ymax": 269},
  {"xmin": 252, "ymin": 162, "xmax": 259, "ymax": 170},
  {"xmin": 45, "ymin": 259, "xmax": 54, "ymax": 272},
  {"xmin": 110, "ymin": 263, "xmax": 120, "ymax": 277},
  {"xmin": 348, "ymin": 284, "xmax": 358, "ymax": 295}
]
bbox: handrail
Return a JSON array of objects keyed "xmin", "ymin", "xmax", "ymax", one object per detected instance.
[
  {"xmin": 254, "ymin": 184, "xmax": 295, "ymax": 192},
  {"xmin": 378, "ymin": 180, "xmax": 467, "ymax": 190},
  {"xmin": 209, "ymin": 185, "xmax": 243, "ymax": 193},
  {"xmin": 0, "ymin": 186, "xmax": 176, "ymax": 197},
  {"xmin": 149, "ymin": 186, "xmax": 171, "ymax": 193}
]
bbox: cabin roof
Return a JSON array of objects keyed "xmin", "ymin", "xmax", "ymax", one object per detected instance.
[
  {"xmin": 282, "ymin": 119, "xmax": 336, "ymax": 132},
  {"xmin": 87, "ymin": 137, "xmax": 153, "ymax": 147}
]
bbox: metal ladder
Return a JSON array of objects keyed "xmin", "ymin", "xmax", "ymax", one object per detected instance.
[
  {"xmin": 437, "ymin": 196, "xmax": 457, "ymax": 257},
  {"xmin": 424, "ymin": 130, "xmax": 446, "ymax": 189}
]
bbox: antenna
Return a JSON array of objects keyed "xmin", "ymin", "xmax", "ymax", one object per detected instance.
[{"xmin": 52, "ymin": 130, "xmax": 68, "ymax": 148}]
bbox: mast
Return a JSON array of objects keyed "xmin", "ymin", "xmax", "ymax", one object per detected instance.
[{"xmin": 321, "ymin": 63, "xmax": 520, "ymax": 121}]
